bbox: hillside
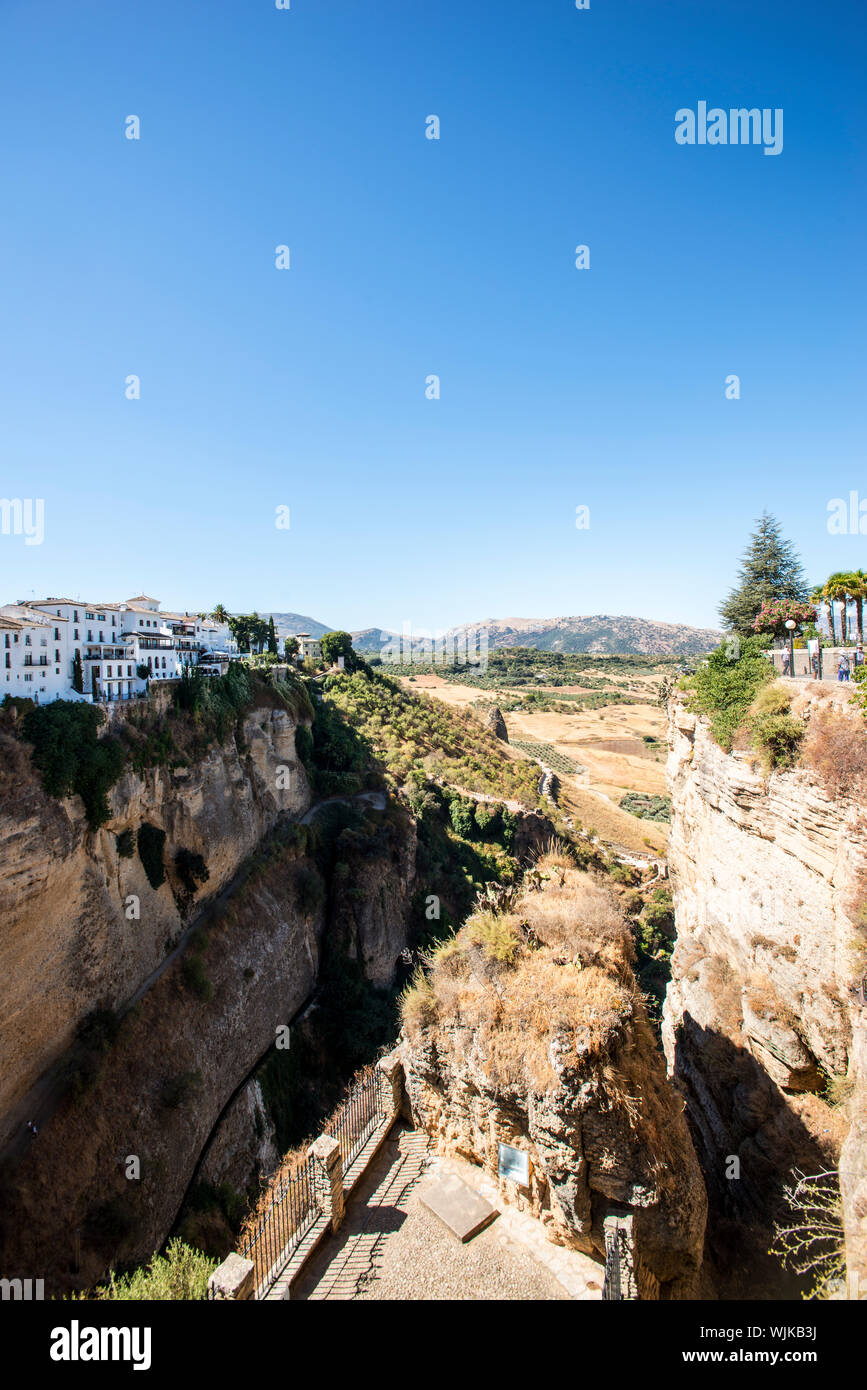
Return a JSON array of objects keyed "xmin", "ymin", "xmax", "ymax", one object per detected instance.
[
  {"xmin": 264, "ymin": 613, "xmax": 333, "ymax": 640},
  {"xmin": 445, "ymin": 615, "xmax": 719, "ymax": 655},
  {"xmin": 350, "ymin": 615, "xmax": 719, "ymax": 657}
]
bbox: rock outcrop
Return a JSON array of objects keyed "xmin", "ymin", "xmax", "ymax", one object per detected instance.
[
  {"xmin": 485, "ymin": 705, "xmax": 509, "ymax": 742},
  {"xmin": 401, "ymin": 857, "xmax": 707, "ymax": 1297},
  {"xmin": 663, "ymin": 691, "xmax": 866, "ymax": 1296}
]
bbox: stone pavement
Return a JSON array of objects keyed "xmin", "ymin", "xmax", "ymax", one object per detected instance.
[{"xmin": 291, "ymin": 1123, "xmax": 603, "ymax": 1301}]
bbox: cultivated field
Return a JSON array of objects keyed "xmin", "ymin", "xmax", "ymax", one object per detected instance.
[{"xmin": 399, "ymin": 666, "xmax": 671, "ymax": 856}]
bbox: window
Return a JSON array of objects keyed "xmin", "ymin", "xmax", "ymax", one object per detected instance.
[
  {"xmin": 4, "ymin": 655, "xmax": 9, "ymax": 669},
  {"xmin": 127, "ymin": 665, "xmax": 132, "ymax": 676},
  {"xmin": 55, "ymin": 650, "xmax": 60, "ymax": 663},
  {"xmin": 86, "ymin": 611, "xmax": 94, "ymax": 620},
  {"xmin": 73, "ymin": 610, "xmax": 79, "ymax": 622},
  {"xmin": 74, "ymin": 629, "xmax": 79, "ymax": 640},
  {"xmin": 24, "ymin": 636, "xmax": 31, "ymax": 646},
  {"xmin": 107, "ymin": 666, "xmax": 112, "ymax": 677},
  {"xmin": 3, "ymin": 636, "xmax": 8, "ymax": 648},
  {"xmin": 87, "ymin": 630, "xmax": 92, "ymax": 642},
  {"xmin": 54, "ymin": 628, "xmax": 60, "ymax": 640}
]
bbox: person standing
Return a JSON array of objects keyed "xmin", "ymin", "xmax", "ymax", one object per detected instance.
[
  {"xmin": 838, "ymin": 651, "xmax": 851, "ymax": 682},
  {"xmin": 781, "ymin": 647, "xmax": 791, "ymax": 676}
]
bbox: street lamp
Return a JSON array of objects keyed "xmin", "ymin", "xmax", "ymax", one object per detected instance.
[{"xmin": 785, "ymin": 618, "xmax": 797, "ymax": 677}]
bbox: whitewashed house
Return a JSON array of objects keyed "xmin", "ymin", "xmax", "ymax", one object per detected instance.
[
  {"xmin": 0, "ymin": 604, "xmax": 71, "ymax": 704},
  {"xmin": 3, "ymin": 594, "xmax": 241, "ymax": 704}
]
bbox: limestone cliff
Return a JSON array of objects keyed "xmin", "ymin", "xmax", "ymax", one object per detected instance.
[
  {"xmin": 401, "ymin": 857, "xmax": 707, "ymax": 1297},
  {"xmin": 0, "ymin": 701, "xmax": 310, "ymax": 1146},
  {"xmin": 663, "ymin": 690, "xmax": 866, "ymax": 1295},
  {"xmin": 0, "ymin": 781, "xmax": 418, "ymax": 1293}
]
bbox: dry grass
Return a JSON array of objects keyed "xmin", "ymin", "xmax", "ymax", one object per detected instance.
[
  {"xmin": 401, "ymin": 864, "xmax": 636, "ymax": 1091},
  {"xmin": 801, "ymin": 708, "xmax": 867, "ymax": 799}
]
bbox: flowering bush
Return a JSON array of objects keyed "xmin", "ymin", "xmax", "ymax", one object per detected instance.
[{"xmin": 752, "ymin": 599, "xmax": 817, "ymax": 635}]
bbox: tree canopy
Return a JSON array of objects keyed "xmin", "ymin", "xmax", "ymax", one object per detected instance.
[
  {"xmin": 320, "ymin": 630, "xmax": 362, "ymax": 671},
  {"xmin": 719, "ymin": 512, "xmax": 808, "ymax": 637}
]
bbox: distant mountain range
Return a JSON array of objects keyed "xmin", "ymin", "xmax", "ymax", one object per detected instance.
[
  {"xmin": 264, "ymin": 612, "xmax": 718, "ymax": 656},
  {"xmin": 264, "ymin": 612, "xmax": 333, "ymax": 640}
]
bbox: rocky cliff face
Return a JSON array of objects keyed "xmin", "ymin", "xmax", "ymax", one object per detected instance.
[
  {"xmin": 401, "ymin": 860, "xmax": 707, "ymax": 1297},
  {"xmin": 0, "ymin": 717, "xmax": 420, "ymax": 1291},
  {"xmin": 0, "ymin": 703, "xmax": 310, "ymax": 1146},
  {"xmin": 663, "ymin": 692, "xmax": 866, "ymax": 1295}
]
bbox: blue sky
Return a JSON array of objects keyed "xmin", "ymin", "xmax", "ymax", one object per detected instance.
[{"xmin": 0, "ymin": 0, "xmax": 864, "ymax": 632}]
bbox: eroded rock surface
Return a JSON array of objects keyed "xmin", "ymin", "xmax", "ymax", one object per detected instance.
[{"xmin": 663, "ymin": 692, "xmax": 866, "ymax": 1294}]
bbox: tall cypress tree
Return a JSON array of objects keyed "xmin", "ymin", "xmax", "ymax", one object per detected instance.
[
  {"xmin": 719, "ymin": 511, "xmax": 808, "ymax": 636},
  {"xmin": 267, "ymin": 615, "xmax": 278, "ymax": 655}
]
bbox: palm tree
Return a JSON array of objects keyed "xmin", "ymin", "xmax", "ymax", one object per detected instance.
[
  {"xmin": 810, "ymin": 582, "xmax": 833, "ymax": 642},
  {"xmin": 847, "ymin": 569, "xmax": 867, "ymax": 647},
  {"xmin": 826, "ymin": 572, "xmax": 853, "ymax": 644},
  {"xmin": 210, "ymin": 604, "xmax": 229, "ymax": 626}
]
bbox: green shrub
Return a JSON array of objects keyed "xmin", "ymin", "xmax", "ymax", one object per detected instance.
[
  {"xmin": 750, "ymin": 710, "xmax": 805, "ymax": 772},
  {"xmin": 683, "ymin": 635, "xmax": 774, "ymax": 750},
  {"xmin": 137, "ymin": 822, "xmax": 166, "ymax": 889},
  {"xmin": 449, "ymin": 797, "xmax": 477, "ymax": 839},
  {"xmin": 75, "ymin": 1238, "xmax": 216, "ymax": 1300},
  {"xmin": 294, "ymin": 724, "xmax": 314, "ymax": 771},
  {"xmin": 21, "ymin": 700, "xmax": 125, "ymax": 828},
  {"xmin": 747, "ymin": 684, "xmax": 805, "ymax": 772},
  {"xmin": 619, "ymin": 792, "xmax": 671, "ymax": 823}
]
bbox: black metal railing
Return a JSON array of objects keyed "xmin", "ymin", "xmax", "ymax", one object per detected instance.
[
  {"xmin": 240, "ymin": 1154, "xmax": 321, "ymax": 1299},
  {"xmin": 237, "ymin": 1067, "xmax": 390, "ymax": 1299},
  {"xmin": 324, "ymin": 1067, "xmax": 386, "ymax": 1174}
]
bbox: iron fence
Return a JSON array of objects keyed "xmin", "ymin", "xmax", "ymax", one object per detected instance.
[
  {"xmin": 237, "ymin": 1066, "xmax": 390, "ymax": 1299},
  {"xmin": 240, "ymin": 1153, "xmax": 321, "ymax": 1299},
  {"xmin": 324, "ymin": 1066, "xmax": 387, "ymax": 1174}
]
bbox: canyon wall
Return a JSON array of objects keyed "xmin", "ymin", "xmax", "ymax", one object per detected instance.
[
  {"xmin": 0, "ymin": 702, "xmax": 310, "ymax": 1146},
  {"xmin": 663, "ymin": 690, "xmax": 866, "ymax": 1295},
  {"xmin": 0, "ymin": 698, "xmax": 420, "ymax": 1291}
]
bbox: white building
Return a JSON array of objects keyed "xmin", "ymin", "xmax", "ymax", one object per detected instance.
[
  {"xmin": 296, "ymin": 633, "xmax": 322, "ymax": 662},
  {"xmin": 2, "ymin": 594, "xmax": 240, "ymax": 704},
  {"xmin": 1, "ymin": 605, "xmax": 70, "ymax": 704}
]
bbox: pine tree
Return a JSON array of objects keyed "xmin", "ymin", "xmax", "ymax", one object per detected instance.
[{"xmin": 719, "ymin": 511, "xmax": 808, "ymax": 637}]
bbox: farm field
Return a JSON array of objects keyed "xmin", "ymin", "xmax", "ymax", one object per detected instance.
[{"xmin": 398, "ymin": 665, "xmax": 672, "ymax": 856}]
